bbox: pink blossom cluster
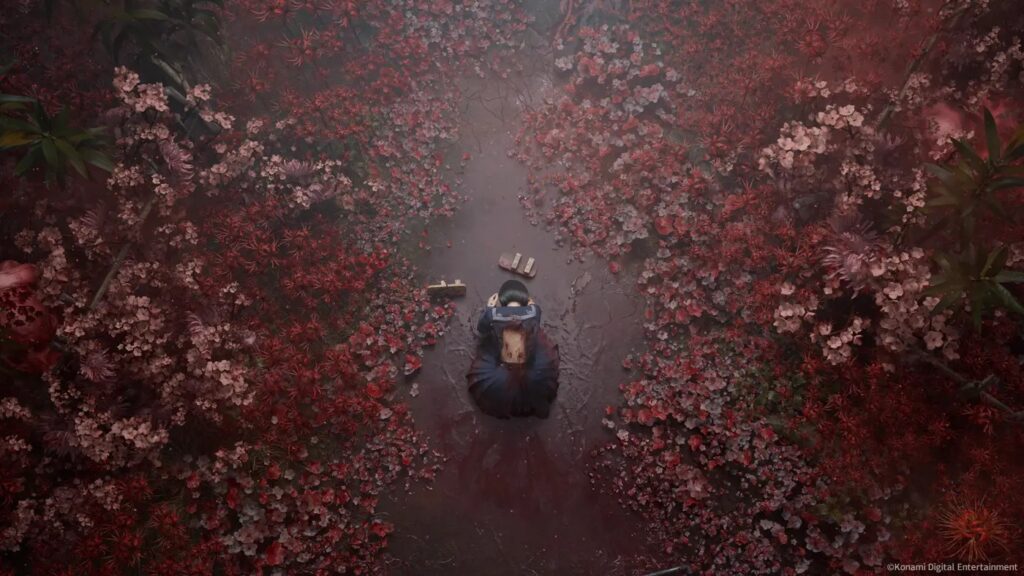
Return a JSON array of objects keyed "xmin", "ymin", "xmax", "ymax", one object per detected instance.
[
  {"xmin": 517, "ymin": 4, "xmax": 1024, "ymax": 571},
  {"xmin": 112, "ymin": 67, "xmax": 169, "ymax": 113},
  {"xmin": 3, "ymin": 0, "xmax": 528, "ymax": 571},
  {"xmin": 597, "ymin": 337, "xmax": 896, "ymax": 574}
]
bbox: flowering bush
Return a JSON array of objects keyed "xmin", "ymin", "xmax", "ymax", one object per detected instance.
[
  {"xmin": 0, "ymin": 0, "xmax": 524, "ymax": 571},
  {"xmin": 519, "ymin": 1, "xmax": 1024, "ymax": 572},
  {"xmin": 4, "ymin": 0, "xmax": 1024, "ymax": 573},
  {"xmin": 0, "ymin": 67, "xmax": 450, "ymax": 573}
]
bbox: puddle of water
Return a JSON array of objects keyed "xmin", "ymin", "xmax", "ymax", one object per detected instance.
[{"xmin": 379, "ymin": 55, "xmax": 655, "ymax": 575}]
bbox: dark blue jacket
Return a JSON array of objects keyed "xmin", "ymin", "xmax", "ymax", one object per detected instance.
[{"xmin": 467, "ymin": 304, "xmax": 559, "ymax": 419}]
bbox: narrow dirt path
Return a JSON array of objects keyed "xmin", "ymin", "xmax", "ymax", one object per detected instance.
[{"xmin": 379, "ymin": 36, "xmax": 656, "ymax": 576}]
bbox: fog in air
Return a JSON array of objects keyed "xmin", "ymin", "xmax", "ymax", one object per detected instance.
[{"xmin": 1, "ymin": 0, "xmax": 1023, "ymax": 574}]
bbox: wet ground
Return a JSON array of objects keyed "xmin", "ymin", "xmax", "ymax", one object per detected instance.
[{"xmin": 379, "ymin": 40, "xmax": 656, "ymax": 576}]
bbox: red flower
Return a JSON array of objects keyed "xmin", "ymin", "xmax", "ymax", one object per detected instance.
[
  {"xmin": 264, "ymin": 542, "xmax": 284, "ymax": 566},
  {"xmin": 673, "ymin": 217, "xmax": 688, "ymax": 236},
  {"xmin": 369, "ymin": 521, "xmax": 392, "ymax": 538},
  {"xmin": 226, "ymin": 486, "xmax": 239, "ymax": 510},
  {"xmin": 654, "ymin": 216, "xmax": 674, "ymax": 236},
  {"xmin": 365, "ymin": 382, "xmax": 384, "ymax": 399},
  {"xmin": 688, "ymin": 435, "xmax": 702, "ymax": 451},
  {"xmin": 639, "ymin": 63, "xmax": 661, "ymax": 77},
  {"xmin": 404, "ymin": 354, "xmax": 422, "ymax": 376},
  {"xmin": 267, "ymin": 463, "xmax": 281, "ymax": 480}
]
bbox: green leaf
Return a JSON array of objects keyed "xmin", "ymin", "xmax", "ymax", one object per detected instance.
[
  {"xmin": 14, "ymin": 148, "xmax": 39, "ymax": 175},
  {"xmin": 953, "ymin": 138, "xmax": 985, "ymax": 174},
  {"xmin": 926, "ymin": 194, "xmax": 959, "ymax": 208},
  {"xmin": 993, "ymin": 283, "xmax": 1024, "ymax": 316},
  {"xmin": 1006, "ymin": 145, "xmax": 1024, "ymax": 164},
  {"xmin": 1004, "ymin": 126, "xmax": 1024, "ymax": 162},
  {"xmin": 969, "ymin": 244, "xmax": 980, "ymax": 269},
  {"xmin": 964, "ymin": 216, "xmax": 976, "ymax": 243},
  {"xmin": 0, "ymin": 118, "xmax": 41, "ymax": 134},
  {"xmin": 981, "ymin": 245, "xmax": 1008, "ymax": 278},
  {"xmin": 54, "ymin": 107, "xmax": 70, "ymax": 132},
  {"xmin": 0, "ymin": 131, "xmax": 34, "ymax": 148},
  {"xmin": 0, "ymin": 94, "xmax": 35, "ymax": 105},
  {"xmin": 980, "ymin": 195, "xmax": 1012, "ymax": 223},
  {"xmin": 82, "ymin": 149, "xmax": 114, "ymax": 172},
  {"xmin": 111, "ymin": 30, "xmax": 130, "ymax": 63},
  {"xmin": 994, "ymin": 270, "xmax": 1024, "ymax": 283},
  {"xmin": 129, "ymin": 8, "xmax": 170, "ymax": 20},
  {"xmin": 40, "ymin": 138, "xmax": 59, "ymax": 168},
  {"xmin": 55, "ymin": 139, "xmax": 86, "ymax": 177},
  {"xmin": 968, "ymin": 287, "xmax": 985, "ymax": 330},
  {"xmin": 925, "ymin": 163, "xmax": 958, "ymax": 187},
  {"xmin": 65, "ymin": 132, "xmax": 89, "ymax": 145},
  {"xmin": 988, "ymin": 177, "xmax": 1024, "ymax": 192},
  {"xmin": 932, "ymin": 290, "xmax": 962, "ymax": 314},
  {"xmin": 984, "ymin": 107, "xmax": 1001, "ymax": 163},
  {"xmin": 33, "ymin": 101, "xmax": 51, "ymax": 131},
  {"xmin": 923, "ymin": 280, "xmax": 964, "ymax": 298}
]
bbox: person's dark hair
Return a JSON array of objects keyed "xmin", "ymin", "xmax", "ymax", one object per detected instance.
[{"xmin": 499, "ymin": 279, "xmax": 529, "ymax": 306}]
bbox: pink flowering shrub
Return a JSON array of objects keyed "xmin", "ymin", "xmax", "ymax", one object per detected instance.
[
  {"xmin": 520, "ymin": 1, "xmax": 1024, "ymax": 572},
  {"xmin": 598, "ymin": 336, "xmax": 895, "ymax": 574},
  {"xmin": 0, "ymin": 0, "xmax": 522, "ymax": 568},
  {"xmin": 3, "ymin": 0, "xmax": 1024, "ymax": 573}
]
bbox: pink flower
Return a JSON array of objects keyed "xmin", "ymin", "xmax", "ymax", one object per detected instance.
[
  {"xmin": 79, "ymin": 347, "xmax": 116, "ymax": 383},
  {"xmin": 0, "ymin": 261, "xmax": 38, "ymax": 290},
  {"xmin": 923, "ymin": 330, "xmax": 944, "ymax": 350}
]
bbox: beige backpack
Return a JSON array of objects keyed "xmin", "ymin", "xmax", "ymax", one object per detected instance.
[{"xmin": 501, "ymin": 326, "xmax": 527, "ymax": 365}]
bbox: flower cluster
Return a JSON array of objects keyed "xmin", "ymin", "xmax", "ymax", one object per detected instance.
[
  {"xmin": 0, "ymin": 0, "xmax": 529, "ymax": 568},
  {"xmin": 517, "ymin": 2, "xmax": 1024, "ymax": 572}
]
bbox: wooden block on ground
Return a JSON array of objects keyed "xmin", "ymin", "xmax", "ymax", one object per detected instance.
[
  {"xmin": 499, "ymin": 252, "xmax": 518, "ymax": 271},
  {"xmin": 427, "ymin": 279, "xmax": 467, "ymax": 298},
  {"xmin": 522, "ymin": 257, "xmax": 535, "ymax": 277},
  {"xmin": 498, "ymin": 252, "xmax": 538, "ymax": 278}
]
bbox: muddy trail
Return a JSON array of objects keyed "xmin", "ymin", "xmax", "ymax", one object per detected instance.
[{"xmin": 379, "ymin": 33, "xmax": 658, "ymax": 576}]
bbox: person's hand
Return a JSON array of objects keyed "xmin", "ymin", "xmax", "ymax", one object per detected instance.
[
  {"xmin": 528, "ymin": 297, "xmax": 534, "ymax": 305},
  {"xmin": 487, "ymin": 292, "xmax": 499, "ymax": 307}
]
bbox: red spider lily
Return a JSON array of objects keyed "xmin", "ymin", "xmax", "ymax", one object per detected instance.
[
  {"xmin": 248, "ymin": 0, "xmax": 294, "ymax": 22},
  {"xmin": 278, "ymin": 28, "xmax": 327, "ymax": 67},
  {"xmin": 939, "ymin": 498, "xmax": 1012, "ymax": 562}
]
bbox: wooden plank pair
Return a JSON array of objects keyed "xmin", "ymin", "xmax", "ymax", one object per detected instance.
[
  {"xmin": 426, "ymin": 279, "xmax": 466, "ymax": 298},
  {"xmin": 498, "ymin": 252, "xmax": 537, "ymax": 278}
]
